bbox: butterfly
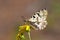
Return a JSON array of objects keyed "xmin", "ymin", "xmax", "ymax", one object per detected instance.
[
  {"xmin": 16, "ymin": 8, "xmax": 48, "ymax": 40},
  {"xmin": 28, "ymin": 8, "xmax": 48, "ymax": 30}
]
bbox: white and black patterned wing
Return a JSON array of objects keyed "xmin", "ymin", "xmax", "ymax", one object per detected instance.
[
  {"xmin": 28, "ymin": 9, "xmax": 48, "ymax": 30},
  {"xmin": 28, "ymin": 12, "xmax": 38, "ymax": 22}
]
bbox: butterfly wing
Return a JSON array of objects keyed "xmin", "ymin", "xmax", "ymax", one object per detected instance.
[{"xmin": 28, "ymin": 9, "xmax": 48, "ymax": 30}]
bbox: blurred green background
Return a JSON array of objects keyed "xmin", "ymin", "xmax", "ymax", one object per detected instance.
[{"xmin": 0, "ymin": 0, "xmax": 60, "ymax": 40}]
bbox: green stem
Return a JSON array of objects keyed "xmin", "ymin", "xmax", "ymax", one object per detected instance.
[{"xmin": 28, "ymin": 32, "xmax": 31, "ymax": 40}]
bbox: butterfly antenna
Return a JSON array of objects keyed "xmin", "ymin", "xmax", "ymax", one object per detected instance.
[{"xmin": 21, "ymin": 16, "xmax": 27, "ymax": 22}]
